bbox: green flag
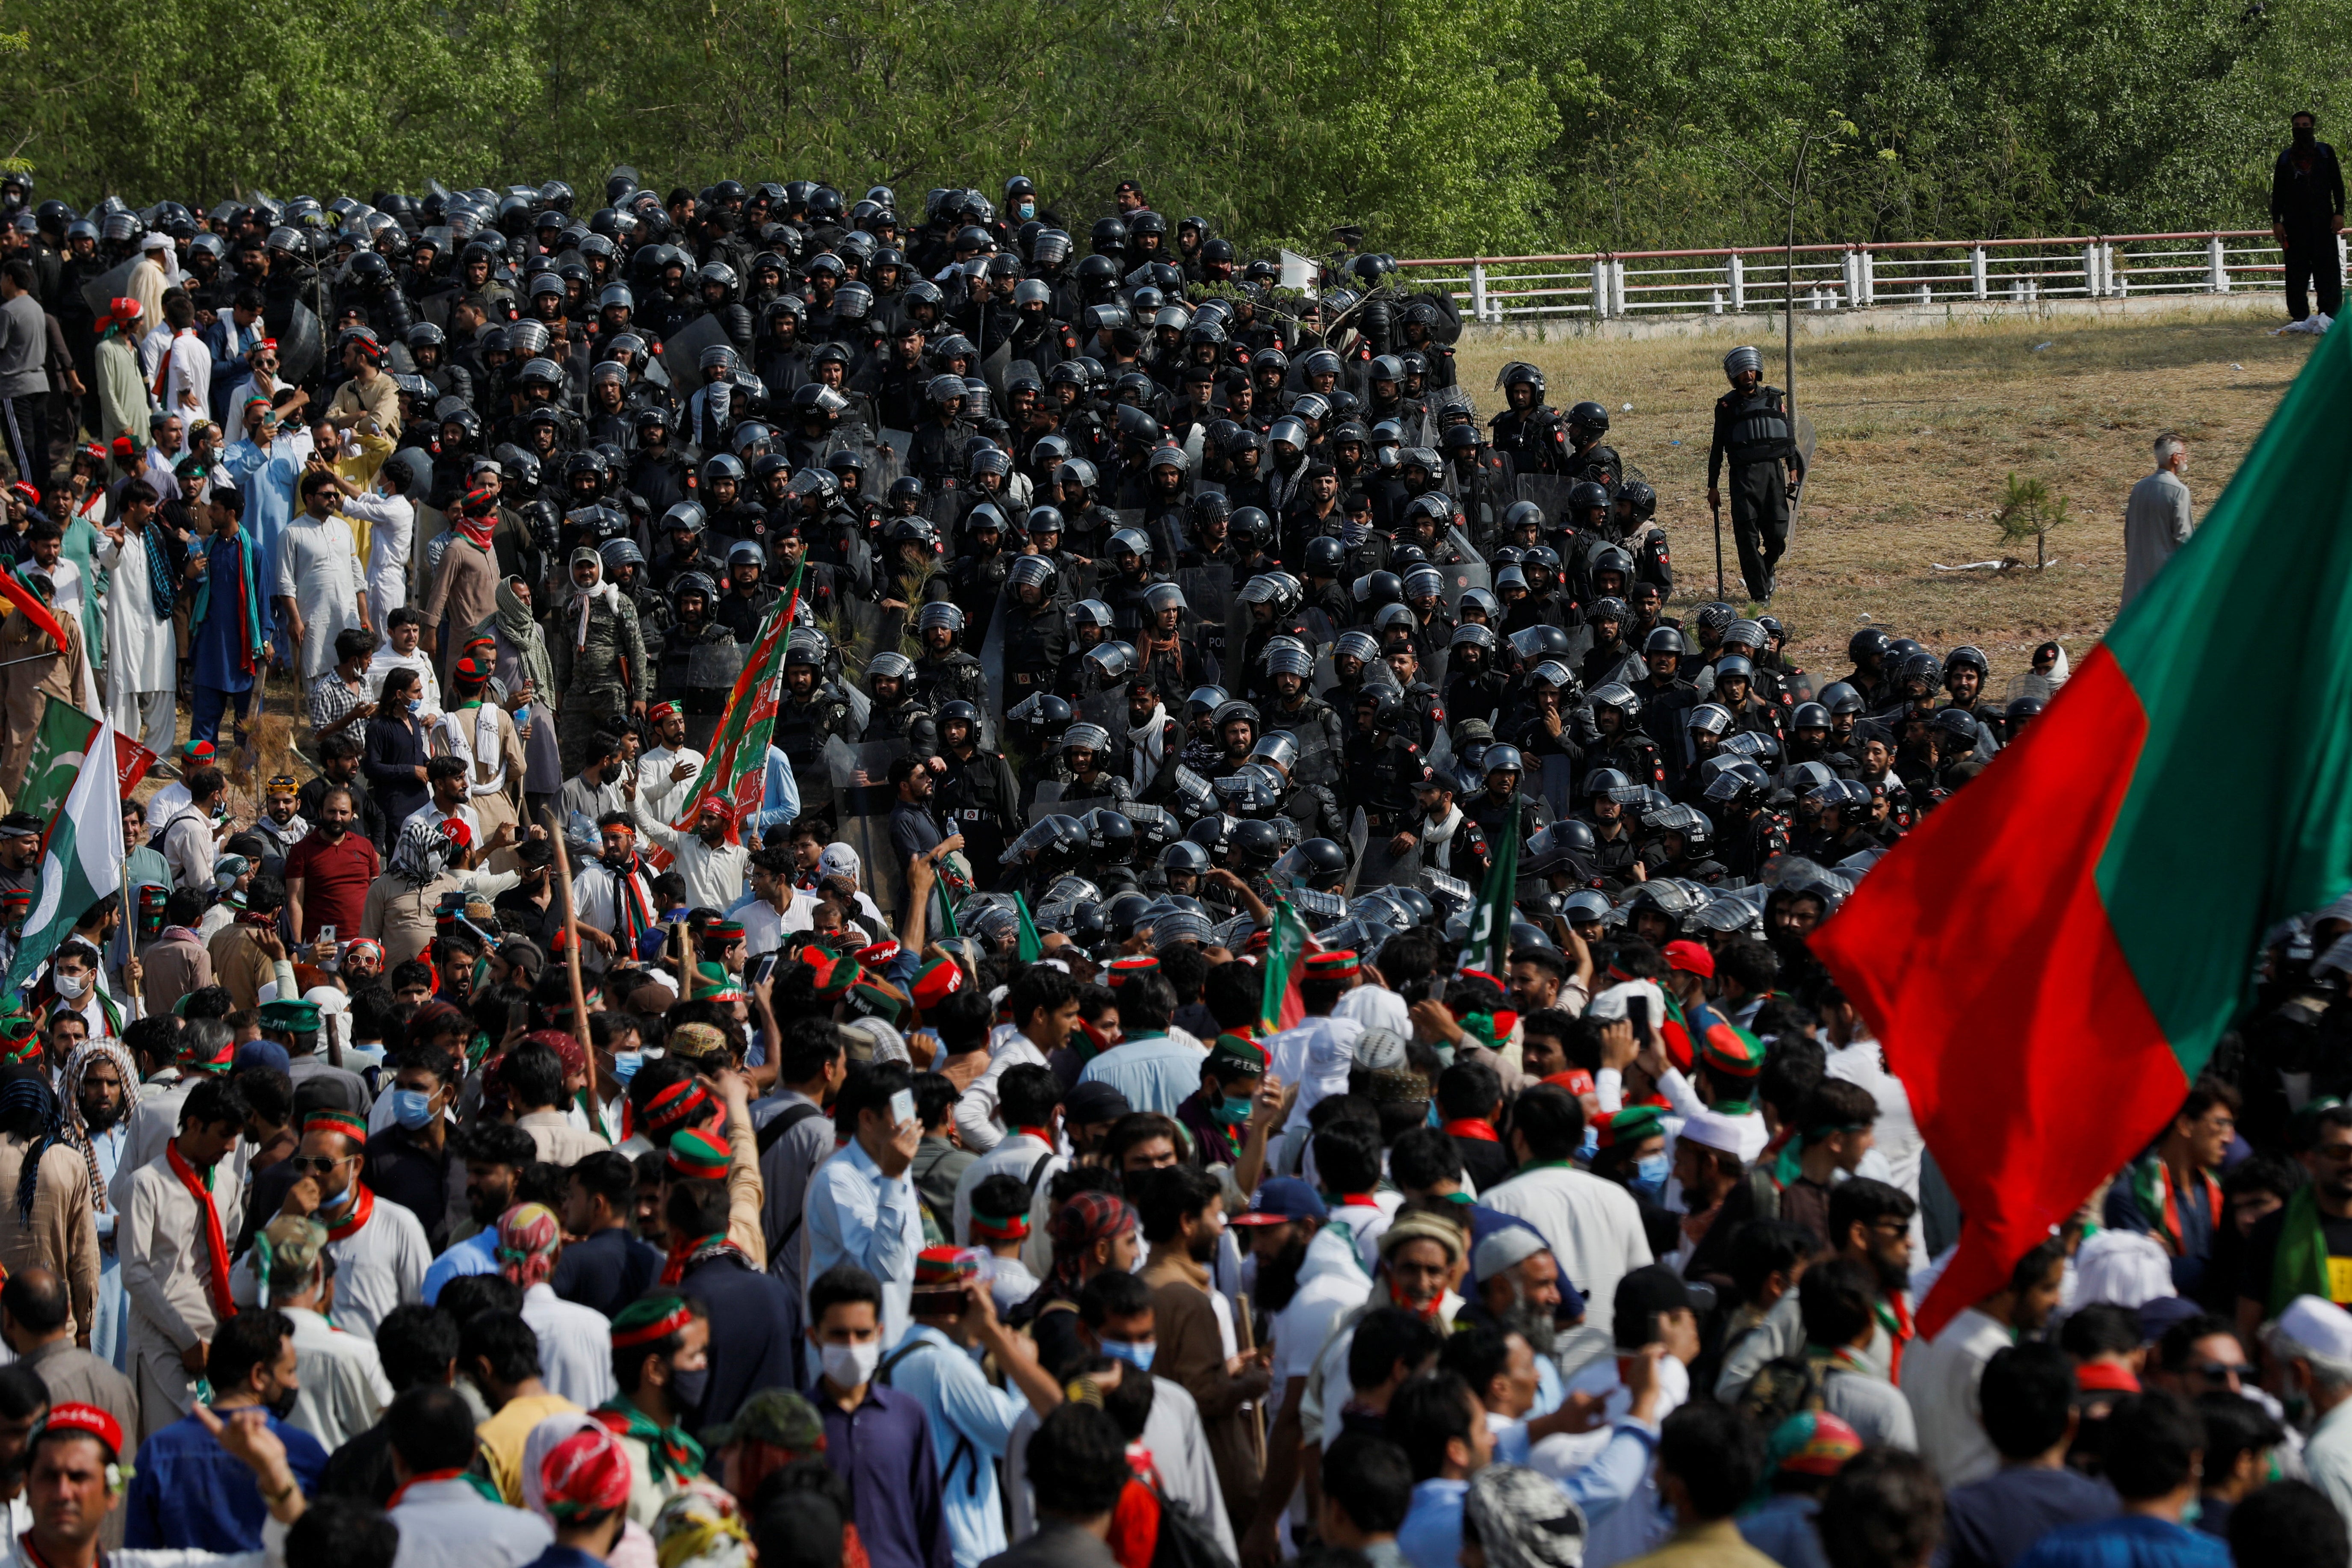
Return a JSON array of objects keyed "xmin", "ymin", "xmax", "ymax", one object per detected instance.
[
  {"xmin": 6, "ymin": 713, "xmax": 123, "ymax": 992},
  {"xmin": 1466, "ymin": 810, "xmax": 1520, "ymax": 975},
  {"xmin": 1011, "ymin": 892, "xmax": 1044, "ymax": 963},
  {"xmin": 1258, "ymin": 898, "xmax": 1311, "ymax": 1034}
]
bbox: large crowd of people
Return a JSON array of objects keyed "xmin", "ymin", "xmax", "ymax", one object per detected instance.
[{"xmin": 0, "ymin": 167, "xmax": 2334, "ymax": 1568}]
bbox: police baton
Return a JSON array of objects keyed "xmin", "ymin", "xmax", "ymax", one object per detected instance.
[{"xmin": 1710, "ymin": 493, "xmax": 1726, "ymax": 600}]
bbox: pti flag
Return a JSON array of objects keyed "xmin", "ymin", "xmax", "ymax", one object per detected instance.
[
  {"xmin": 1465, "ymin": 809, "xmax": 1520, "ymax": 977},
  {"xmin": 5, "ymin": 712, "xmax": 125, "ymax": 992},
  {"xmin": 1812, "ymin": 320, "xmax": 2352, "ymax": 1337},
  {"xmin": 669, "ymin": 563, "xmax": 802, "ymax": 844},
  {"xmin": 1258, "ymin": 898, "xmax": 1311, "ymax": 1034},
  {"xmin": 18, "ymin": 704, "xmax": 158, "ymax": 829}
]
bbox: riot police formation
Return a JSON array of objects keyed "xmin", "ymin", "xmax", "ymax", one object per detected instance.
[{"xmin": 0, "ymin": 171, "xmax": 2053, "ymax": 967}]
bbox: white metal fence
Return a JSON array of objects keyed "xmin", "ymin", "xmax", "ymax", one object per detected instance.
[{"xmin": 1401, "ymin": 231, "xmax": 2340, "ymax": 322}]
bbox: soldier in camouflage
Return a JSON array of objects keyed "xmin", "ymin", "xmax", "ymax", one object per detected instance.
[{"xmin": 550, "ymin": 546, "xmax": 650, "ymax": 775}]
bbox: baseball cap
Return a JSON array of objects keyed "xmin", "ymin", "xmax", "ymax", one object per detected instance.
[{"xmin": 1230, "ymin": 1177, "xmax": 1327, "ymax": 1227}]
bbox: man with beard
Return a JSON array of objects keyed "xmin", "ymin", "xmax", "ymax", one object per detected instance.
[
  {"xmin": 571, "ymin": 815, "xmax": 660, "ymax": 977},
  {"xmin": 1717, "ymin": 1177, "xmax": 1918, "ymax": 1405},
  {"xmin": 59, "ymin": 1043, "xmax": 140, "ymax": 1376},
  {"xmin": 633, "ymin": 794, "xmax": 749, "ymax": 917},
  {"xmin": 420, "ymin": 1121, "xmax": 538, "ymax": 1304},
  {"xmin": 1235, "ymin": 1177, "xmax": 1370, "ymax": 1568},
  {"xmin": 283, "ymin": 788, "xmax": 381, "ymax": 946},
  {"xmin": 1139, "ymin": 1163, "xmax": 1273, "ymax": 1536}
]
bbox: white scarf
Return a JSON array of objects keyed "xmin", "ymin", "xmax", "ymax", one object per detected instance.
[
  {"xmin": 443, "ymin": 701, "xmax": 508, "ymax": 796},
  {"xmin": 573, "ymin": 575, "xmax": 621, "ymax": 653},
  {"xmin": 1129, "ymin": 704, "xmax": 1169, "ymax": 791},
  {"xmin": 1421, "ymin": 804, "xmax": 1463, "ymax": 870}
]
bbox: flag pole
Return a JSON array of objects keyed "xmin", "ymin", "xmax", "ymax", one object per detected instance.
[{"xmin": 544, "ymin": 808, "xmax": 591, "ymax": 1057}]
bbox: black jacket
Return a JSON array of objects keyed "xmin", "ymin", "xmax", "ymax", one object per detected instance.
[{"xmin": 2274, "ymin": 140, "xmax": 2348, "ymax": 232}]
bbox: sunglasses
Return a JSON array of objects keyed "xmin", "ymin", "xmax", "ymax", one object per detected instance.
[
  {"xmin": 2192, "ymin": 1361, "xmax": 2254, "ymax": 1381},
  {"xmin": 287, "ymin": 1155, "xmax": 350, "ymax": 1175}
]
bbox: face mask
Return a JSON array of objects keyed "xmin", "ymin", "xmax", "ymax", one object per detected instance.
[
  {"xmin": 820, "ymin": 1340, "xmax": 881, "ymax": 1389},
  {"xmin": 390, "ymin": 1089, "xmax": 438, "ymax": 1131},
  {"xmin": 406, "ymin": 698, "xmax": 421, "ymax": 715},
  {"xmin": 54, "ymin": 972, "xmax": 86, "ymax": 1000},
  {"xmin": 612, "ymin": 1051, "xmax": 645, "ymax": 1085},
  {"xmin": 667, "ymin": 1364, "xmax": 709, "ymax": 1411},
  {"xmin": 1100, "ymin": 1338, "xmax": 1156, "ymax": 1373},
  {"xmin": 1216, "ymin": 1096, "xmax": 1253, "ymax": 1125},
  {"xmin": 268, "ymin": 1385, "xmax": 299, "ymax": 1421},
  {"xmin": 1631, "ymin": 1152, "xmax": 1671, "ymax": 1199}
]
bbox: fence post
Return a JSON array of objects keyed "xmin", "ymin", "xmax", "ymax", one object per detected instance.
[
  {"xmin": 1592, "ymin": 258, "xmax": 1609, "ymax": 319},
  {"xmin": 1728, "ymin": 254, "xmax": 1745, "ymax": 311},
  {"xmin": 1469, "ymin": 263, "xmax": 1489, "ymax": 325},
  {"xmin": 2208, "ymin": 234, "xmax": 2228, "ymax": 294},
  {"xmin": 1613, "ymin": 260, "xmax": 1629, "ymax": 316},
  {"xmin": 1970, "ymin": 246, "xmax": 1988, "ymax": 300},
  {"xmin": 1860, "ymin": 246, "xmax": 1876, "ymax": 306},
  {"xmin": 2082, "ymin": 241, "xmax": 2101, "ymax": 297}
]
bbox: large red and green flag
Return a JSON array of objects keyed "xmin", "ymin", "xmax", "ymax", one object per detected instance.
[
  {"xmin": 6, "ymin": 713, "xmax": 124, "ymax": 992},
  {"xmin": 1259, "ymin": 898, "xmax": 1312, "ymax": 1034},
  {"xmin": 1465, "ymin": 807, "xmax": 1521, "ymax": 976},
  {"xmin": 669, "ymin": 563, "xmax": 803, "ymax": 845},
  {"xmin": 18, "ymin": 703, "xmax": 158, "ymax": 828},
  {"xmin": 1811, "ymin": 325, "xmax": 2352, "ymax": 1338}
]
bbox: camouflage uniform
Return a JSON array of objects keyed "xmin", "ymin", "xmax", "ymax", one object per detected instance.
[{"xmin": 551, "ymin": 594, "xmax": 650, "ymax": 775}]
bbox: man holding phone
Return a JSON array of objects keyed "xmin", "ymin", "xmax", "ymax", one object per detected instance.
[{"xmin": 804, "ymin": 1061, "xmax": 928, "ymax": 1349}]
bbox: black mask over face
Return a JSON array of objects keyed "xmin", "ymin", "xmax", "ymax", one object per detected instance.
[{"xmin": 2297, "ymin": 124, "xmax": 2318, "ymax": 149}]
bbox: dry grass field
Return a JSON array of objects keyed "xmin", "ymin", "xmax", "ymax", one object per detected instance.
[{"xmin": 1454, "ymin": 311, "xmax": 2316, "ymax": 680}]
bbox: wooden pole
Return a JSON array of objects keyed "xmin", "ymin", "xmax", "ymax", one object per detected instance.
[
  {"xmin": 1236, "ymin": 1290, "xmax": 1268, "ymax": 1472},
  {"xmin": 544, "ymin": 808, "xmax": 592, "ymax": 1053}
]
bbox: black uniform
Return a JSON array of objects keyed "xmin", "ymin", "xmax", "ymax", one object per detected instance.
[
  {"xmin": 1708, "ymin": 384, "xmax": 1801, "ymax": 602},
  {"xmin": 936, "ymin": 744, "xmax": 1022, "ymax": 872},
  {"xmin": 2273, "ymin": 132, "xmax": 2349, "ymax": 322}
]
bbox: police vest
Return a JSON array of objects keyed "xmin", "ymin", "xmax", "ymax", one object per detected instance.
[{"xmin": 1726, "ymin": 390, "xmax": 1796, "ymax": 468}]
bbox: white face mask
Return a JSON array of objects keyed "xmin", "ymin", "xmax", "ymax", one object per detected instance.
[
  {"xmin": 819, "ymin": 1340, "xmax": 881, "ymax": 1390},
  {"xmin": 54, "ymin": 972, "xmax": 87, "ymax": 1000}
]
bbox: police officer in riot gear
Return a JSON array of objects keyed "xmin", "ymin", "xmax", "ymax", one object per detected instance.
[
  {"xmin": 1707, "ymin": 345, "xmax": 1805, "ymax": 604},
  {"xmin": 934, "ymin": 700, "xmax": 1021, "ymax": 872}
]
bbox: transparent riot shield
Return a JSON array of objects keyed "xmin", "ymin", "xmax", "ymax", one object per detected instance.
[
  {"xmin": 662, "ymin": 313, "xmax": 733, "ymax": 374},
  {"xmin": 1419, "ymin": 868, "xmax": 1474, "ymax": 920},
  {"xmin": 1516, "ymin": 475, "xmax": 1580, "ymax": 529},
  {"xmin": 1275, "ymin": 705, "xmax": 1341, "ymax": 791},
  {"xmin": 978, "ymin": 584, "xmax": 1013, "ymax": 727},
  {"xmin": 1344, "ymin": 807, "xmax": 1368, "ymax": 896},
  {"xmin": 829, "ymin": 736, "xmax": 913, "ymax": 919},
  {"xmin": 1536, "ymin": 753, "xmax": 1576, "ymax": 821},
  {"xmin": 1176, "ymin": 564, "xmax": 1235, "ymax": 677},
  {"xmin": 80, "ymin": 257, "xmax": 141, "ymax": 321},
  {"xmin": 1353, "ymin": 808, "xmax": 1420, "ymax": 896},
  {"xmin": 1024, "ymin": 781, "xmax": 1068, "ymax": 827},
  {"xmin": 1440, "ymin": 526, "xmax": 1491, "ymax": 612},
  {"xmin": 878, "ymin": 428, "xmax": 914, "ymax": 470}
]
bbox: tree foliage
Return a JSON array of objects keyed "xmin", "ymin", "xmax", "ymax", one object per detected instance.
[{"xmin": 1, "ymin": 0, "xmax": 2344, "ymax": 253}]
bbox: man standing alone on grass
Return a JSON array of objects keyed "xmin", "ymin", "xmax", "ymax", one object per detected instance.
[
  {"xmin": 2272, "ymin": 109, "xmax": 2346, "ymax": 325},
  {"xmin": 2122, "ymin": 434, "xmax": 2192, "ymax": 613}
]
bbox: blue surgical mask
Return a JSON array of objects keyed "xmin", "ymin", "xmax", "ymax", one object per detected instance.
[
  {"xmin": 405, "ymin": 697, "xmax": 421, "ymax": 715},
  {"xmin": 1631, "ymin": 1153, "xmax": 1670, "ymax": 1199},
  {"xmin": 1101, "ymin": 1338, "xmax": 1155, "ymax": 1373},
  {"xmin": 390, "ymin": 1089, "xmax": 437, "ymax": 1131},
  {"xmin": 612, "ymin": 1051, "xmax": 645, "ymax": 1084},
  {"xmin": 1577, "ymin": 1125, "xmax": 1600, "ymax": 1163}
]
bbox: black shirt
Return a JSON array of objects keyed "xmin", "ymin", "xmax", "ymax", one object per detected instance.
[{"xmin": 362, "ymin": 1124, "xmax": 462, "ymax": 1252}]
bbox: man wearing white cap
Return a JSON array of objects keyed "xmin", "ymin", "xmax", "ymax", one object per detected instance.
[
  {"xmin": 1664, "ymin": 1110, "xmax": 1748, "ymax": 1278},
  {"xmin": 2266, "ymin": 1295, "xmax": 2352, "ymax": 1531},
  {"xmin": 128, "ymin": 234, "xmax": 175, "ymax": 344}
]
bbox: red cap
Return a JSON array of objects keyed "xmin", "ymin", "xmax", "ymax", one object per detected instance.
[
  {"xmin": 2074, "ymin": 1361, "xmax": 2142, "ymax": 1394},
  {"xmin": 539, "ymin": 1426, "xmax": 632, "ymax": 1518},
  {"xmin": 40, "ymin": 1403, "xmax": 122, "ymax": 1459},
  {"xmin": 1665, "ymin": 940, "xmax": 1716, "ymax": 979}
]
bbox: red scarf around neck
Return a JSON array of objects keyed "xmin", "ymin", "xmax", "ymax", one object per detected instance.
[
  {"xmin": 1442, "ymin": 1118, "xmax": 1500, "ymax": 1143},
  {"xmin": 167, "ymin": 1142, "xmax": 236, "ymax": 1322},
  {"xmin": 324, "ymin": 1182, "xmax": 376, "ymax": 1242}
]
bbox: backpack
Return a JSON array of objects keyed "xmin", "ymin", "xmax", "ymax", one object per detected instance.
[
  {"xmin": 875, "ymin": 1338, "xmax": 982, "ymax": 1496},
  {"xmin": 1735, "ymin": 1354, "xmax": 1826, "ymax": 1431},
  {"xmin": 1147, "ymin": 1482, "xmax": 1238, "ymax": 1568}
]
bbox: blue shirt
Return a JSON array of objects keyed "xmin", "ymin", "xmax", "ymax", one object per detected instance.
[
  {"xmin": 878, "ymin": 1326, "xmax": 1030, "ymax": 1568},
  {"xmin": 752, "ymin": 744, "xmax": 801, "ymax": 837},
  {"xmin": 1077, "ymin": 1033, "xmax": 1206, "ymax": 1116},
  {"xmin": 124, "ymin": 1406, "xmax": 329, "ymax": 1551},
  {"xmin": 805, "ymin": 1136, "xmax": 926, "ymax": 1348},
  {"xmin": 1395, "ymin": 1423, "xmax": 1659, "ymax": 1568},
  {"xmin": 1742, "ymin": 1494, "xmax": 1831, "ymax": 1568},
  {"xmin": 822, "ymin": 1381, "xmax": 952, "ymax": 1568},
  {"xmin": 422, "ymin": 1227, "xmax": 499, "ymax": 1303},
  {"xmin": 2012, "ymin": 1514, "xmax": 2231, "ymax": 1568}
]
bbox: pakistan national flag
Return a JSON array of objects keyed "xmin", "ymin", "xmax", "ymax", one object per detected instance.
[
  {"xmin": 6, "ymin": 713, "xmax": 124, "ymax": 992},
  {"xmin": 17, "ymin": 703, "xmax": 158, "ymax": 825}
]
